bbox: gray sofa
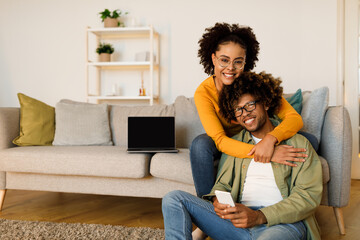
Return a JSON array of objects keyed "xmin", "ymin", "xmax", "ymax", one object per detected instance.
[{"xmin": 0, "ymin": 88, "xmax": 352, "ymax": 235}]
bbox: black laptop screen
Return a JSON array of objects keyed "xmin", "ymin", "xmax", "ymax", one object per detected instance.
[{"xmin": 128, "ymin": 116, "xmax": 175, "ymax": 149}]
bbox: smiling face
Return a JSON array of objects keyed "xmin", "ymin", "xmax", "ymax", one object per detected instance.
[
  {"xmin": 235, "ymin": 93, "xmax": 273, "ymax": 138},
  {"xmin": 212, "ymin": 42, "xmax": 246, "ymax": 91}
]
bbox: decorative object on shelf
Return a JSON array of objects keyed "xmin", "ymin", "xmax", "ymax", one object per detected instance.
[
  {"xmin": 139, "ymin": 72, "xmax": 146, "ymax": 96},
  {"xmin": 135, "ymin": 51, "xmax": 153, "ymax": 62},
  {"xmin": 99, "ymin": 8, "xmax": 128, "ymax": 27},
  {"xmin": 111, "ymin": 83, "xmax": 120, "ymax": 96},
  {"xmin": 96, "ymin": 42, "xmax": 114, "ymax": 62}
]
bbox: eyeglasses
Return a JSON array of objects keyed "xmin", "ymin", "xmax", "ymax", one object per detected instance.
[
  {"xmin": 215, "ymin": 56, "xmax": 246, "ymax": 70},
  {"xmin": 234, "ymin": 101, "xmax": 258, "ymax": 117}
]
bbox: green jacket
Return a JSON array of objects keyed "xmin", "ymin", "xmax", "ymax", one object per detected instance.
[{"xmin": 204, "ymin": 130, "xmax": 323, "ymax": 240}]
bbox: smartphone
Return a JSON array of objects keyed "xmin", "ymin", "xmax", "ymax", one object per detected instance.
[{"xmin": 215, "ymin": 190, "xmax": 235, "ymax": 207}]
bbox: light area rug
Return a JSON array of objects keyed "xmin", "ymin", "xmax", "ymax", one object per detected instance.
[{"xmin": 0, "ymin": 219, "xmax": 165, "ymax": 240}]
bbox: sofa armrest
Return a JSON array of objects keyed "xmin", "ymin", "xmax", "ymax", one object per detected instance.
[
  {"xmin": 319, "ymin": 106, "xmax": 352, "ymax": 208},
  {"xmin": 0, "ymin": 108, "xmax": 20, "ymax": 150}
]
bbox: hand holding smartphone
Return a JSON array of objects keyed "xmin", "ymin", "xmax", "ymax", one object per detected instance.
[{"xmin": 215, "ymin": 190, "xmax": 235, "ymax": 207}]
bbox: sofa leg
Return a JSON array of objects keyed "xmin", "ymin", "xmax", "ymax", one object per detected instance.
[
  {"xmin": 333, "ymin": 207, "xmax": 346, "ymax": 235},
  {"xmin": 0, "ymin": 189, "xmax": 6, "ymax": 211}
]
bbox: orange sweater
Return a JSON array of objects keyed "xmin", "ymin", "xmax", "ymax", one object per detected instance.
[{"xmin": 194, "ymin": 76, "xmax": 303, "ymax": 158}]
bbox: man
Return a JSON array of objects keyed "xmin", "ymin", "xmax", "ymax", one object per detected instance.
[{"xmin": 162, "ymin": 71, "xmax": 323, "ymax": 240}]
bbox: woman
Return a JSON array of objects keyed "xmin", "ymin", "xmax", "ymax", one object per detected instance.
[{"xmin": 191, "ymin": 23, "xmax": 308, "ymax": 198}]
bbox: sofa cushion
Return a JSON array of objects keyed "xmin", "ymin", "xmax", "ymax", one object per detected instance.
[
  {"xmin": 150, "ymin": 148, "xmax": 329, "ymax": 185},
  {"xmin": 0, "ymin": 146, "xmax": 150, "ymax": 179},
  {"xmin": 110, "ymin": 104, "xmax": 174, "ymax": 147},
  {"xmin": 174, "ymin": 96, "xmax": 205, "ymax": 148},
  {"xmin": 284, "ymin": 88, "xmax": 302, "ymax": 114},
  {"xmin": 13, "ymin": 93, "xmax": 55, "ymax": 146},
  {"xmin": 150, "ymin": 149, "xmax": 193, "ymax": 185},
  {"xmin": 300, "ymin": 87, "xmax": 329, "ymax": 143},
  {"xmin": 53, "ymin": 101, "xmax": 112, "ymax": 146},
  {"xmin": 319, "ymin": 156, "xmax": 330, "ymax": 184}
]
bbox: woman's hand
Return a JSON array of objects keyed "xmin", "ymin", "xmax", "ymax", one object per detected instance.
[
  {"xmin": 247, "ymin": 134, "xmax": 277, "ymax": 163},
  {"xmin": 271, "ymin": 145, "xmax": 307, "ymax": 167}
]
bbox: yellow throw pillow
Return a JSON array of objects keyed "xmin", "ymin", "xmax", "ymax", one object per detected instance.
[{"xmin": 13, "ymin": 93, "xmax": 55, "ymax": 146}]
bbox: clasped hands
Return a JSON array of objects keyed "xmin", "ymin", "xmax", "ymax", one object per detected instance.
[
  {"xmin": 213, "ymin": 197, "xmax": 267, "ymax": 228},
  {"xmin": 248, "ymin": 134, "xmax": 308, "ymax": 167}
]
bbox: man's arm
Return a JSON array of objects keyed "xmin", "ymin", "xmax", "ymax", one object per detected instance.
[{"xmin": 259, "ymin": 139, "xmax": 323, "ymax": 226}]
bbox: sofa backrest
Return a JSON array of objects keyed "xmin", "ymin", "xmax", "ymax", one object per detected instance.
[
  {"xmin": 109, "ymin": 87, "xmax": 329, "ymax": 149},
  {"xmin": 173, "ymin": 96, "xmax": 205, "ymax": 148},
  {"xmin": 300, "ymin": 87, "xmax": 329, "ymax": 143}
]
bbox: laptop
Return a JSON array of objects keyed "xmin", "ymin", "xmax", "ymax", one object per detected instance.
[{"xmin": 127, "ymin": 116, "xmax": 179, "ymax": 153}]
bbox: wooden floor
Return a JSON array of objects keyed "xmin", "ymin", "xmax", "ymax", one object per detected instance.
[{"xmin": 0, "ymin": 180, "xmax": 359, "ymax": 239}]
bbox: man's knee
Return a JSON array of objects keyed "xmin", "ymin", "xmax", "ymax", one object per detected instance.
[
  {"xmin": 162, "ymin": 190, "xmax": 187, "ymax": 209},
  {"xmin": 257, "ymin": 222, "xmax": 306, "ymax": 240}
]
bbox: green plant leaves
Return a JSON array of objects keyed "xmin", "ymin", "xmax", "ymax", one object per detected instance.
[
  {"xmin": 98, "ymin": 8, "xmax": 128, "ymax": 22},
  {"xmin": 99, "ymin": 9, "xmax": 111, "ymax": 22},
  {"xmin": 96, "ymin": 43, "xmax": 114, "ymax": 54}
]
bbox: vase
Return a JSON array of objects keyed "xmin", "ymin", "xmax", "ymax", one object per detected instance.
[
  {"xmin": 104, "ymin": 18, "xmax": 118, "ymax": 28},
  {"xmin": 99, "ymin": 53, "xmax": 111, "ymax": 62}
]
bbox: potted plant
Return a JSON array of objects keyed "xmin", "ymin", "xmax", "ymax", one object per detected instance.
[
  {"xmin": 99, "ymin": 8, "xmax": 128, "ymax": 28},
  {"xmin": 96, "ymin": 43, "xmax": 114, "ymax": 62}
]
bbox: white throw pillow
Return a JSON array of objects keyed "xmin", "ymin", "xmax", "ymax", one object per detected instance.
[
  {"xmin": 53, "ymin": 100, "xmax": 113, "ymax": 146},
  {"xmin": 300, "ymin": 87, "xmax": 329, "ymax": 143}
]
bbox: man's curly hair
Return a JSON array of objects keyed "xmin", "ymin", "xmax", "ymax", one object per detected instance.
[
  {"xmin": 219, "ymin": 71, "xmax": 283, "ymax": 122},
  {"xmin": 198, "ymin": 22, "xmax": 260, "ymax": 75}
]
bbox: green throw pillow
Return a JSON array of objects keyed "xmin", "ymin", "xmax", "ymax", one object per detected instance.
[
  {"xmin": 285, "ymin": 88, "xmax": 302, "ymax": 114},
  {"xmin": 13, "ymin": 93, "xmax": 55, "ymax": 146}
]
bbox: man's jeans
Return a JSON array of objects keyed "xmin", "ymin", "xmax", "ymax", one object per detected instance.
[{"xmin": 162, "ymin": 190, "xmax": 307, "ymax": 240}]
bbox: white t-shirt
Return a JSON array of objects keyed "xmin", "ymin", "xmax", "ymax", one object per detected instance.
[{"xmin": 241, "ymin": 135, "xmax": 283, "ymax": 207}]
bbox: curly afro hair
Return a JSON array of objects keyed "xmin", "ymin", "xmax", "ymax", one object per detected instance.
[
  {"xmin": 219, "ymin": 71, "xmax": 283, "ymax": 123},
  {"xmin": 198, "ymin": 22, "xmax": 260, "ymax": 75}
]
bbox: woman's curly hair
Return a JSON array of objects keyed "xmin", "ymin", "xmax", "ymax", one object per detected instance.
[
  {"xmin": 219, "ymin": 71, "xmax": 283, "ymax": 122},
  {"xmin": 198, "ymin": 22, "xmax": 260, "ymax": 75}
]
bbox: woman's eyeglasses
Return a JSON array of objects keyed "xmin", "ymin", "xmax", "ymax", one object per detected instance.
[{"xmin": 215, "ymin": 56, "xmax": 246, "ymax": 70}]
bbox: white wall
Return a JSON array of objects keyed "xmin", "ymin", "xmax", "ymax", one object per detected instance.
[{"xmin": 0, "ymin": 0, "xmax": 338, "ymax": 107}]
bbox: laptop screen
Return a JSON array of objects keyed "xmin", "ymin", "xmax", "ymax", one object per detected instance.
[{"xmin": 128, "ymin": 116, "xmax": 176, "ymax": 149}]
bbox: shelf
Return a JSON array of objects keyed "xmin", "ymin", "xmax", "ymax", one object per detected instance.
[
  {"xmin": 88, "ymin": 95, "xmax": 153, "ymax": 100},
  {"xmin": 87, "ymin": 27, "xmax": 158, "ymax": 37},
  {"xmin": 86, "ymin": 26, "xmax": 159, "ymax": 105},
  {"xmin": 87, "ymin": 61, "xmax": 158, "ymax": 68}
]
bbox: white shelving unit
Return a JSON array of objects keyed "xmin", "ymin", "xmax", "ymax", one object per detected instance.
[{"xmin": 86, "ymin": 26, "xmax": 160, "ymax": 105}]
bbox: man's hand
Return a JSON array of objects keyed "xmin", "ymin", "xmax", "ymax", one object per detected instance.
[{"xmin": 213, "ymin": 198, "xmax": 267, "ymax": 228}]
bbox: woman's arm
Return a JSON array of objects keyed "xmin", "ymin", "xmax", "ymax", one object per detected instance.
[
  {"xmin": 194, "ymin": 90, "xmax": 253, "ymax": 159},
  {"xmin": 195, "ymin": 90, "xmax": 304, "ymax": 162},
  {"xmin": 268, "ymin": 96, "xmax": 304, "ymax": 142}
]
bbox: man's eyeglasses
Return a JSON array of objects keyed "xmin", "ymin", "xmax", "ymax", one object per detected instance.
[
  {"xmin": 234, "ymin": 101, "xmax": 258, "ymax": 117},
  {"xmin": 215, "ymin": 56, "xmax": 246, "ymax": 70}
]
